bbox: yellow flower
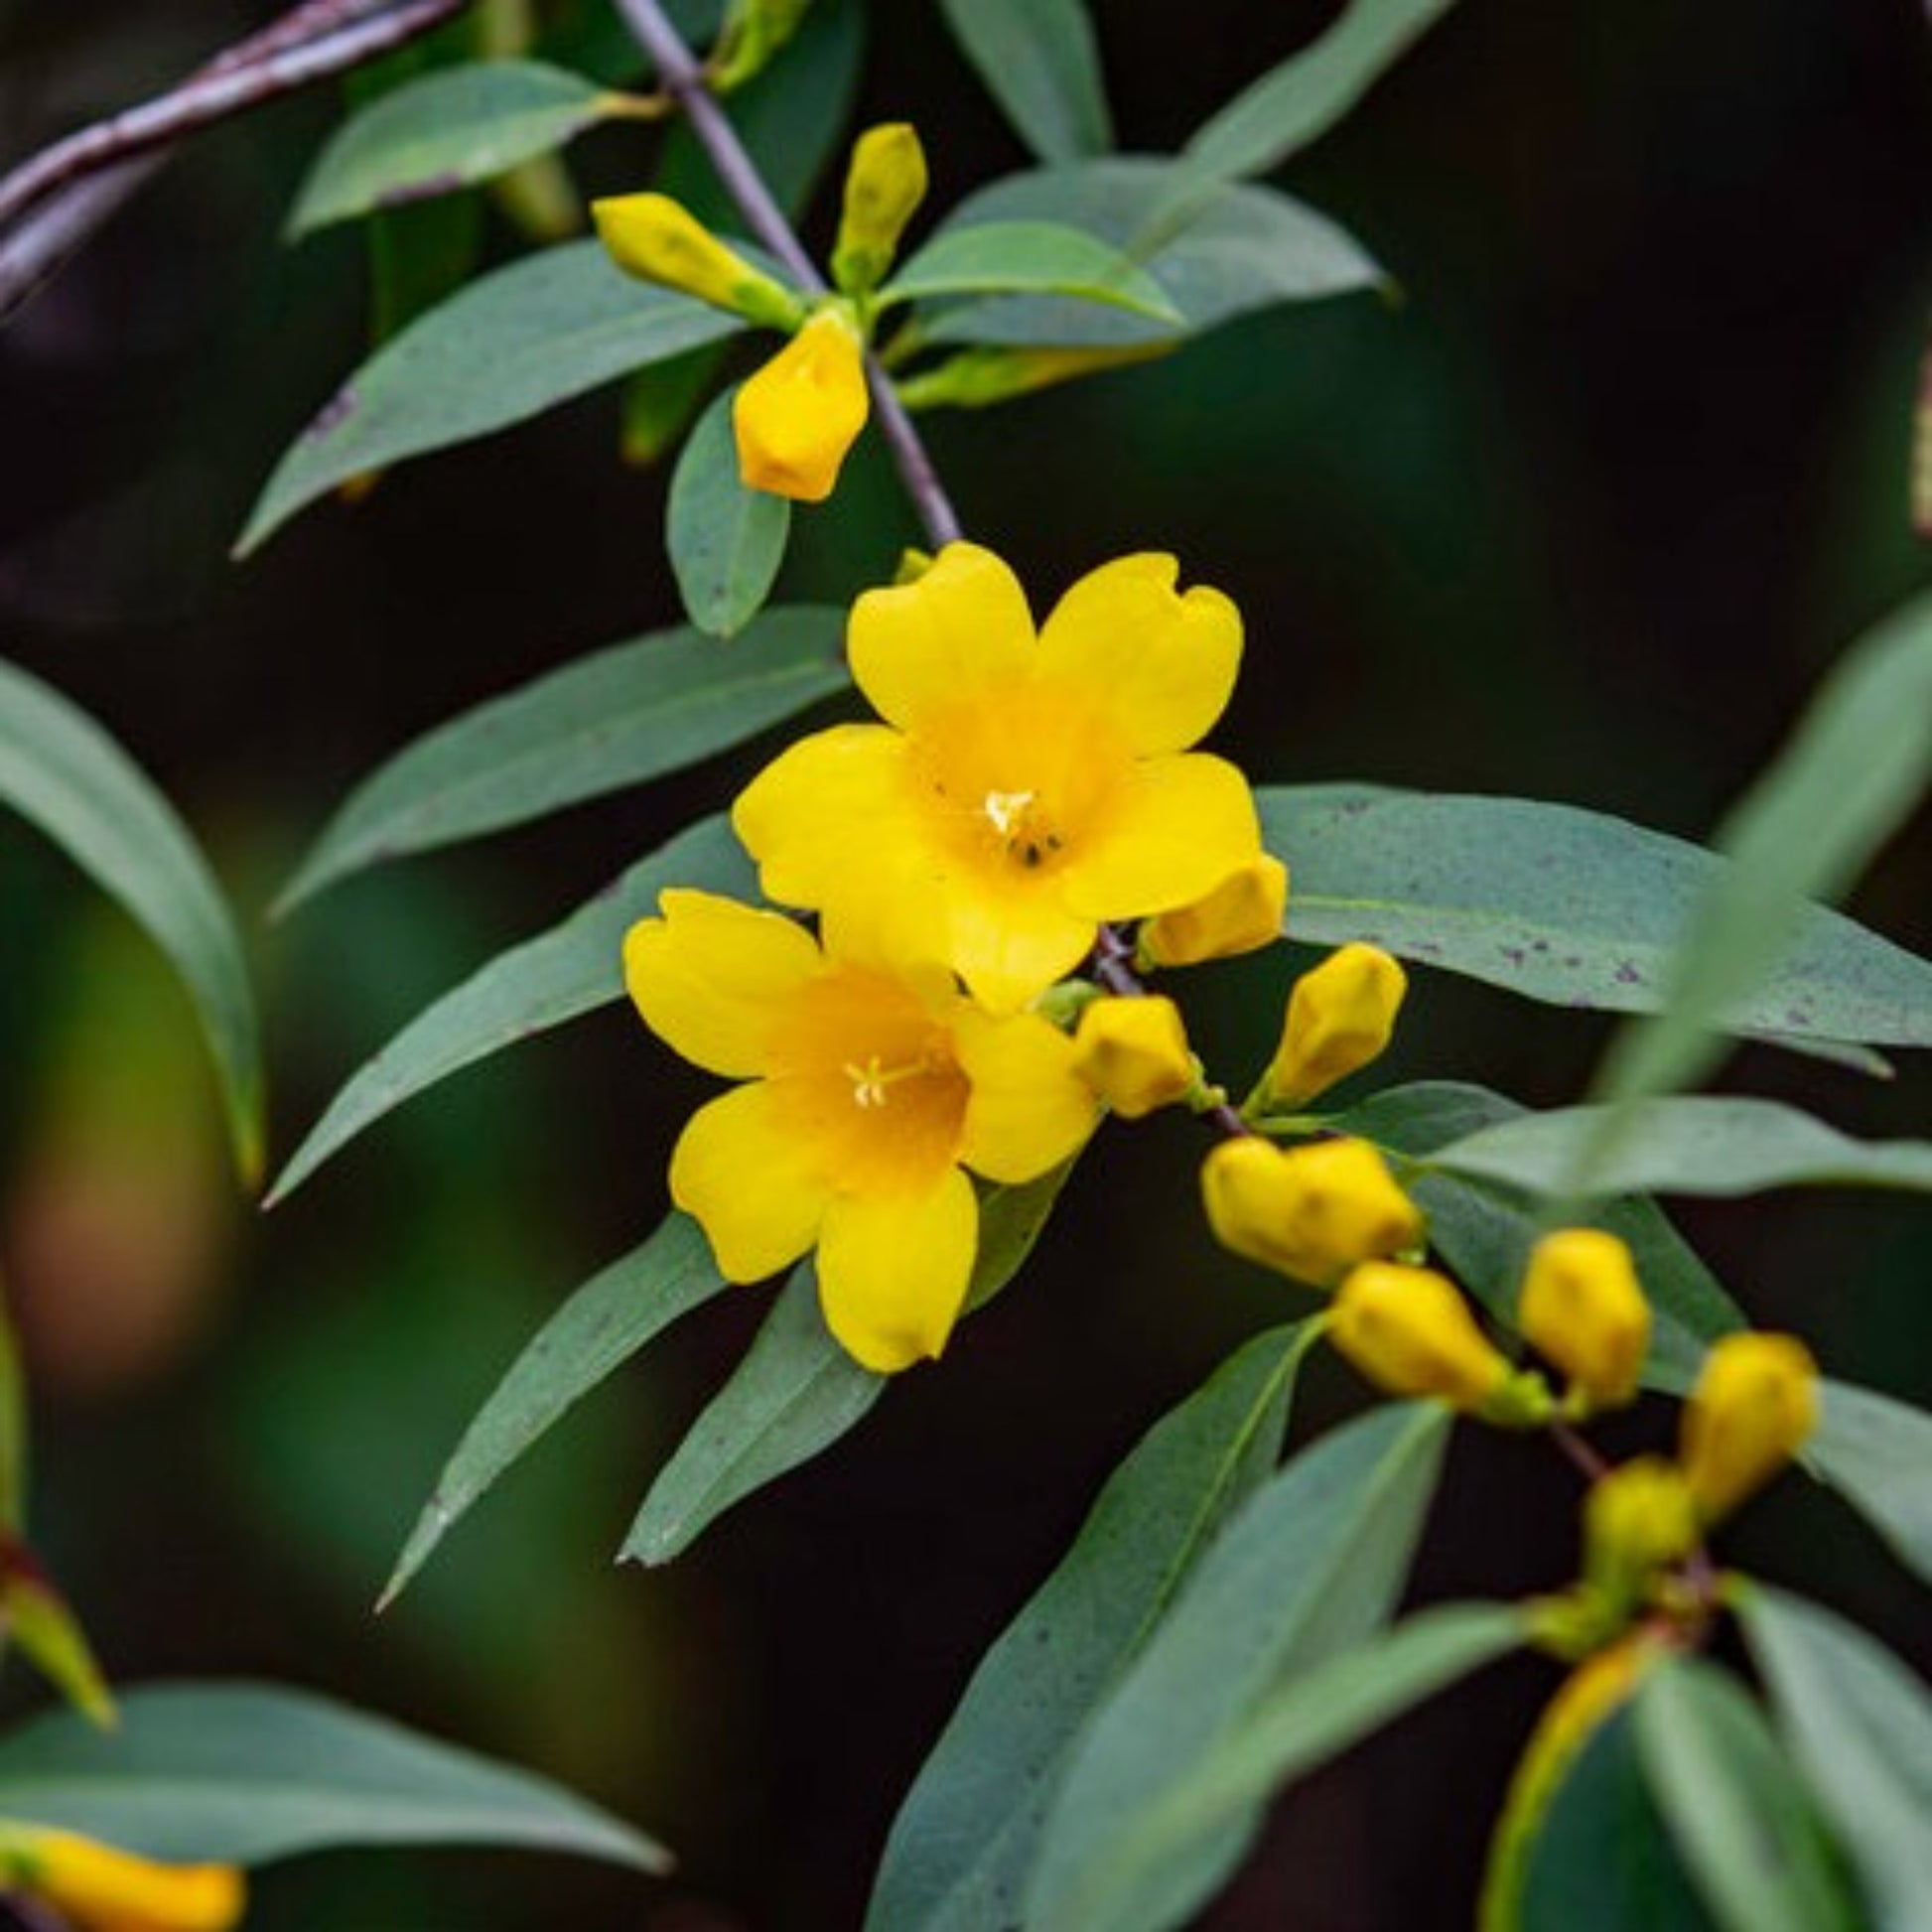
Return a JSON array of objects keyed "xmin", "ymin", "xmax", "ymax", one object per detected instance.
[
  {"xmin": 1519, "ymin": 1228, "xmax": 1650, "ymax": 1410},
  {"xmin": 734, "ymin": 544, "xmax": 1263, "ymax": 1011},
  {"xmin": 1254, "ymin": 942, "xmax": 1407, "ymax": 1112},
  {"xmin": 624, "ymin": 889, "xmax": 1097, "ymax": 1370},
  {"xmin": 733, "ymin": 308, "xmax": 872, "ymax": 502},
  {"xmin": 1070, "ymin": 995, "xmax": 1195, "ymax": 1119},
  {"xmin": 1199, "ymin": 1136, "xmax": 1421, "ymax": 1288},
  {"xmin": 833, "ymin": 123, "xmax": 928, "ymax": 294},
  {"xmin": 1679, "ymin": 1331, "xmax": 1821, "ymax": 1522},
  {"xmin": 1138, "ymin": 854, "xmax": 1288, "ymax": 968},
  {"xmin": 591, "ymin": 192, "xmax": 803, "ymax": 330},
  {"xmin": 1329, "ymin": 1261, "xmax": 1516, "ymax": 1413},
  {"xmin": 0, "ymin": 1823, "xmax": 243, "ymax": 1932}
]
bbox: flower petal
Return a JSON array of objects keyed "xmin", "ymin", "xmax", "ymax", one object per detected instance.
[
  {"xmin": 848, "ymin": 542, "xmax": 1036, "ymax": 733},
  {"xmin": 1060, "ymin": 752, "xmax": 1261, "ymax": 921},
  {"xmin": 671, "ymin": 1082, "xmax": 828, "ymax": 1282},
  {"xmin": 1037, "ymin": 553, "xmax": 1242, "ymax": 755},
  {"xmin": 941, "ymin": 877, "xmax": 1097, "ymax": 1014},
  {"xmin": 956, "ymin": 1008, "xmax": 1099, "ymax": 1181},
  {"xmin": 816, "ymin": 1167, "xmax": 977, "ymax": 1371},
  {"xmin": 625, "ymin": 889, "xmax": 822, "ymax": 1078}
]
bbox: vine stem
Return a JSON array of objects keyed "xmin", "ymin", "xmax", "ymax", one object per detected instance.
[{"xmin": 609, "ymin": 0, "xmax": 964, "ymax": 549}]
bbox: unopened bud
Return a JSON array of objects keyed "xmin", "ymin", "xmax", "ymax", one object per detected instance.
[
  {"xmin": 897, "ymin": 343, "xmax": 1172, "ymax": 412},
  {"xmin": 1330, "ymin": 1261, "xmax": 1526, "ymax": 1416},
  {"xmin": 734, "ymin": 308, "xmax": 871, "ymax": 502},
  {"xmin": 0, "ymin": 1825, "xmax": 246, "ymax": 1932},
  {"xmin": 1201, "ymin": 1136, "xmax": 1422, "ymax": 1289},
  {"xmin": 1520, "ymin": 1229, "xmax": 1651, "ymax": 1410},
  {"xmin": 1139, "ymin": 855, "xmax": 1289, "ymax": 968},
  {"xmin": 1254, "ymin": 943, "xmax": 1407, "ymax": 1113},
  {"xmin": 1582, "ymin": 1455, "xmax": 1700, "ymax": 1608},
  {"xmin": 710, "ymin": 0, "xmax": 816, "ymax": 92},
  {"xmin": 833, "ymin": 123, "xmax": 928, "ymax": 295},
  {"xmin": 593, "ymin": 192, "xmax": 805, "ymax": 330},
  {"xmin": 1680, "ymin": 1332, "xmax": 1821, "ymax": 1522},
  {"xmin": 1070, "ymin": 995, "xmax": 1195, "ymax": 1119}
]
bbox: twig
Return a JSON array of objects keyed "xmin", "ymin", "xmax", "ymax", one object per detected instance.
[{"xmin": 609, "ymin": 0, "xmax": 965, "ymax": 549}]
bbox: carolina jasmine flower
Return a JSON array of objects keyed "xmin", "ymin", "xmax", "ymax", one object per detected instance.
[{"xmin": 624, "ymin": 889, "xmax": 1097, "ymax": 1370}]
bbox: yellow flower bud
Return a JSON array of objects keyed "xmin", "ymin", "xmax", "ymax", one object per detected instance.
[
  {"xmin": 0, "ymin": 1824, "xmax": 246, "ymax": 1932},
  {"xmin": 1582, "ymin": 1455, "xmax": 1700, "ymax": 1605},
  {"xmin": 1070, "ymin": 995, "xmax": 1195, "ymax": 1119},
  {"xmin": 1255, "ymin": 943, "xmax": 1407, "ymax": 1112},
  {"xmin": 833, "ymin": 123, "xmax": 928, "ymax": 295},
  {"xmin": 1679, "ymin": 1332, "xmax": 1821, "ymax": 1522},
  {"xmin": 1200, "ymin": 1136, "xmax": 1422, "ymax": 1289},
  {"xmin": 1330, "ymin": 1261, "xmax": 1518, "ymax": 1414},
  {"xmin": 1139, "ymin": 855, "xmax": 1289, "ymax": 968},
  {"xmin": 1519, "ymin": 1228, "xmax": 1651, "ymax": 1410},
  {"xmin": 734, "ymin": 308, "xmax": 872, "ymax": 502},
  {"xmin": 592, "ymin": 192, "xmax": 804, "ymax": 330}
]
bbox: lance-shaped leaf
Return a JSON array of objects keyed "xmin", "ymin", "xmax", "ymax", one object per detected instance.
[
  {"xmin": 383, "ymin": 1215, "xmax": 728, "ymax": 1608},
  {"xmin": 267, "ymin": 814, "xmax": 754, "ymax": 1204},
  {"xmin": 934, "ymin": 0, "xmax": 1112, "ymax": 165},
  {"xmin": 881, "ymin": 222, "xmax": 1180, "ymax": 322},
  {"xmin": 277, "ymin": 608, "xmax": 843, "ymax": 911},
  {"xmin": 865, "ymin": 1322, "xmax": 1317, "ymax": 1932},
  {"xmin": 1806, "ymin": 1379, "xmax": 1932, "ymax": 1590},
  {"xmin": 666, "ymin": 389, "xmax": 791, "ymax": 638},
  {"xmin": 0, "ymin": 1682, "xmax": 667, "ymax": 1871},
  {"xmin": 1025, "ymin": 1403, "xmax": 1452, "ymax": 1932},
  {"xmin": 0, "ymin": 658, "xmax": 262, "ymax": 1183},
  {"xmin": 290, "ymin": 62, "xmax": 630, "ymax": 235}
]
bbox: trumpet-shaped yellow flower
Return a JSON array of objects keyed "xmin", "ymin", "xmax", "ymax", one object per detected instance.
[
  {"xmin": 1138, "ymin": 854, "xmax": 1288, "ymax": 968},
  {"xmin": 1679, "ymin": 1331, "xmax": 1820, "ymax": 1522},
  {"xmin": 734, "ymin": 309, "xmax": 871, "ymax": 501},
  {"xmin": 624, "ymin": 889, "xmax": 1097, "ymax": 1370},
  {"xmin": 0, "ymin": 1823, "xmax": 243, "ymax": 1932},
  {"xmin": 1519, "ymin": 1228, "xmax": 1650, "ymax": 1409},
  {"xmin": 1200, "ymin": 1136, "xmax": 1421, "ymax": 1289},
  {"xmin": 1070, "ymin": 995, "xmax": 1195, "ymax": 1119},
  {"xmin": 1255, "ymin": 942, "xmax": 1407, "ymax": 1112},
  {"xmin": 735, "ymin": 544, "xmax": 1263, "ymax": 1011}
]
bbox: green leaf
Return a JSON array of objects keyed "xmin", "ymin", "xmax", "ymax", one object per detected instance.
[
  {"xmin": 666, "ymin": 388, "xmax": 792, "ymax": 638},
  {"xmin": 2, "ymin": 1557, "xmax": 114, "ymax": 1728},
  {"xmin": 266, "ymin": 814, "xmax": 754, "ymax": 1204},
  {"xmin": 1633, "ymin": 1658, "xmax": 1859, "ymax": 1932},
  {"xmin": 0, "ymin": 658, "xmax": 262, "ymax": 1184},
  {"xmin": 1808, "ymin": 1379, "xmax": 1932, "ymax": 1590},
  {"xmin": 926, "ymin": 159, "xmax": 1381, "ymax": 350},
  {"xmin": 0, "ymin": 1682, "xmax": 667, "ymax": 1870},
  {"xmin": 1065, "ymin": 1604, "xmax": 1524, "ymax": 1930},
  {"xmin": 277, "ymin": 607, "xmax": 842, "ymax": 911},
  {"xmin": 1739, "ymin": 1583, "xmax": 1932, "ymax": 1932},
  {"xmin": 1427, "ymin": 1096, "xmax": 1932, "ymax": 1202},
  {"xmin": 382, "ymin": 1214, "xmax": 728, "ymax": 1608},
  {"xmin": 239, "ymin": 241, "xmax": 749, "ymax": 554},
  {"xmin": 621, "ymin": 1263, "xmax": 884, "ymax": 1567},
  {"xmin": 291, "ymin": 61, "xmax": 621, "ymax": 235},
  {"xmin": 933, "ymin": 0, "xmax": 1112, "ymax": 165},
  {"xmin": 1261, "ymin": 786, "xmax": 1932, "ymax": 1053},
  {"xmin": 882, "ymin": 221, "xmax": 1181, "ymax": 323},
  {"xmin": 1592, "ymin": 589, "xmax": 1932, "ymax": 1119},
  {"xmin": 865, "ymin": 1321, "xmax": 1317, "ymax": 1932},
  {"xmin": 1025, "ymin": 1402, "xmax": 1452, "ymax": 1932}
]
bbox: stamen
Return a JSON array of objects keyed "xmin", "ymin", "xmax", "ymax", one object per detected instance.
[
  {"xmin": 843, "ymin": 1053, "xmax": 927, "ymax": 1109},
  {"xmin": 983, "ymin": 788, "xmax": 1035, "ymax": 838}
]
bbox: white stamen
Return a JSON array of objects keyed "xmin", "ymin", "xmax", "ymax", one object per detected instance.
[{"xmin": 984, "ymin": 788, "xmax": 1035, "ymax": 838}]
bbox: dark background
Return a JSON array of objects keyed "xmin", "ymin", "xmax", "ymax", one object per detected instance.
[{"xmin": 1, "ymin": 0, "xmax": 1929, "ymax": 1925}]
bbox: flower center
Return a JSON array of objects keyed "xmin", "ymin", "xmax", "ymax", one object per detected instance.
[
  {"xmin": 842, "ymin": 1051, "xmax": 932, "ymax": 1110},
  {"xmin": 980, "ymin": 788, "xmax": 1064, "ymax": 871}
]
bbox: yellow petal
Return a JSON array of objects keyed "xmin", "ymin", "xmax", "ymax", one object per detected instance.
[
  {"xmin": 624, "ymin": 889, "xmax": 822, "ymax": 1079},
  {"xmin": 848, "ymin": 541, "xmax": 1037, "ymax": 734},
  {"xmin": 816, "ymin": 1167, "xmax": 977, "ymax": 1370},
  {"xmin": 733, "ymin": 310, "xmax": 871, "ymax": 502},
  {"xmin": 939, "ymin": 876, "xmax": 1097, "ymax": 1014},
  {"xmin": 1037, "ymin": 553, "xmax": 1243, "ymax": 754},
  {"xmin": 670, "ymin": 1082, "xmax": 828, "ymax": 1282},
  {"xmin": 955, "ymin": 1007, "xmax": 1098, "ymax": 1181},
  {"xmin": 1059, "ymin": 752, "xmax": 1261, "ymax": 921}
]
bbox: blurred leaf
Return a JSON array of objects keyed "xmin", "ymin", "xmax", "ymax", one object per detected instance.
[
  {"xmin": 239, "ymin": 243, "xmax": 752, "ymax": 554},
  {"xmin": 866, "ymin": 1321, "xmax": 1315, "ymax": 1932},
  {"xmin": 621, "ymin": 1262, "xmax": 882, "ymax": 1566},
  {"xmin": 1261, "ymin": 786, "xmax": 1932, "ymax": 1052},
  {"xmin": 365, "ymin": 190, "xmax": 487, "ymax": 343},
  {"xmin": 267, "ymin": 814, "xmax": 754, "ymax": 1204},
  {"xmin": 1633, "ymin": 1658, "xmax": 1859, "ymax": 1932},
  {"xmin": 0, "ymin": 659, "xmax": 262, "ymax": 1185},
  {"xmin": 884, "ymin": 222, "xmax": 1180, "ymax": 322},
  {"xmin": 1739, "ymin": 1584, "xmax": 1932, "ymax": 1932},
  {"xmin": 929, "ymin": 160, "xmax": 1381, "ymax": 349},
  {"xmin": 538, "ymin": 0, "xmax": 726, "ymax": 84},
  {"xmin": 277, "ymin": 607, "xmax": 843, "ymax": 911},
  {"xmin": 291, "ymin": 62, "xmax": 622, "ymax": 235},
  {"xmin": 1808, "ymin": 1380, "xmax": 1932, "ymax": 1590},
  {"xmin": 1025, "ymin": 1403, "xmax": 1451, "ymax": 1932},
  {"xmin": 1, "ymin": 1550, "xmax": 113, "ymax": 1728},
  {"xmin": 666, "ymin": 388, "xmax": 791, "ymax": 637},
  {"xmin": 382, "ymin": 1214, "xmax": 727, "ymax": 1607},
  {"xmin": 0, "ymin": 1307, "xmax": 22, "ymax": 1531},
  {"xmin": 1427, "ymin": 1096, "xmax": 1932, "ymax": 1201},
  {"xmin": 621, "ymin": 344, "xmax": 728, "ymax": 465},
  {"xmin": 1057, "ymin": 1604, "xmax": 1524, "ymax": 1932},
  {"xmin": 0, "ymin": 1682, "xmax": 668, "ymax": 1870},
  {"xmin": 933, "ymin": 0, "xmax": 1111, "ymax": 164}
]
